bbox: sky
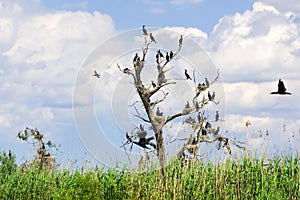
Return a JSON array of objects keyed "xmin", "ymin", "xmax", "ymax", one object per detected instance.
[{"xmin": 0, "ymin": 0, "xmax": 299, "ymax": 169}]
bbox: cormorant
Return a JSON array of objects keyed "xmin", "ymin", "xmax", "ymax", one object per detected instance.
[
  {"xmin": 169, "ymin": 51, "xmax": 174, "ymax": 59},
  {"xmin": 151, "ymin": 80, "xmax": 156, "ymax": 88},
  {"xmin": 123, "ymin": 68, "xmax": 130, "ymax": 73},
  {"xmin": 215, "ymin": 111, "xmax": 219, "ymax": 121},
  {"xmin": 93, "ymin": 70, "xmax": 101, "ymax": 78},
  {"xmin": 211, "ymin": 91, "xmax": 215, "ymax": 100},
  {"xmin": 195, "ymin": 101, "xmax": 200, "ymax": 111},
  {"xmin": 142, "ymin": 25, "xmax": 148, "ymax": 36},
  {"xmin": 205, "ymin": 78, "xmax": 209, "ymax": 87},
  {"xmin": 208, "ymin": 91, "xmax": 212, "ymax": 101},
  {"xmin": 185, "ymin": 101, "xmax": 190, "ymax": 108},
  {"xmin": 156, "ymin": 50, "xmax": 164, "ymax": 59},
  {"xmin": 156, "ymin": 107, "xmax": 163, "ymax": 116},
  {"xmin": 205, "ymin": 122, "xmax": 212, "ymax": 129},
  {"xmin": 202, "ymin": 128, "xmax": 207, "ymax": 135},
  {"xmin": 184, "ymin": 69, "xmax": 192, "ymax": 80},
  {"xmin": 179, "ymin": 35, "xmax": 183, "ymax": 46},
  {"xmin": 150, "ymin": 33, "xmax": 156, "ymax": 43},
  {"xmin": 197, "ymin": 112, "xmax": 201, "ymax": 122},
  {"xmin": 270, "ymin": 79, "xmax": 292, "ymax": 95},
  {"xmin": 166, "ymin": 52, "xmax": 169, "ymax": 62},
  {"xmin": 8, "ymin": 150, "xmax": 12, "ymax": 158},
  {"xmin": 214, "ymin": 127, "xmax": 220, "ymax": 135},
  {"xmin": 133, "ymin": 53, "xmax": 140, "ymax": 62}
]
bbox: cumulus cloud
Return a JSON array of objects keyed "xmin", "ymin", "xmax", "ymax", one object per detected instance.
[
  {"xmin": 0, "ymin": 0, "xmax": 116, "ymax": 163},
  {"xmin": 204, "ymin": 2, "xmax": 300, "ymax": 152}
]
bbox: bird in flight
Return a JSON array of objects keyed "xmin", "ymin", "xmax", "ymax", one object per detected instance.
[
  {"xmin": 270, "ymin": 79, "xmax": 292, "ymax": 95},
  {"xmin": 93, "ymin": 70, "xmax": 101, "ymax": 78},
  {"xmin": 150, "ymin": 33, "xmax": 156, "ymax": 43},
  {"xmin": 184, "ymin": 69, "xmax": 192, "ymax": 80},
  {"xmin": 142, "ymin": 25, "xmax": 148, "ymax": 36}
]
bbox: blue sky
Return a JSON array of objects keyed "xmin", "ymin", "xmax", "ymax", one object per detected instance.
[
  {"xmin": 0, "ymin": 0, "xmax": 299, "ymax": 169},
  {"xmin": 41, "ymin": 0, "xmax": 255, "ymax": 33}
]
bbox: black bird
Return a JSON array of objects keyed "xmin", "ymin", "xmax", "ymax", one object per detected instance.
[
  {"xmin": 156, "ymin": 50, "xmax": 164, "ymax": 59},
  {"xmin": 197, "ymin": 112, "xmax": 201, "ymax": 122},
  {"xmin": 205, "ymin": 78, "xmax": 209, "ymax": 87},
  {"xmin": 169, "ymin": 51, "xmax": 174, "ymax": 59},
  {"xmin": 215, "ymin": 111, "xmax": 219, "ymax": 121},
  {"xmin": 93, "ymin": 70, "xmax": 101, "ymax": 78},
  {"xmin": 184, "ymin": 69, "xmax": 192, "ymax": 80},
  {"xmin": 185, "ymin": 101, "xmax": 190, "ymax": 108},
  {"xmin": 142, "ymin": 25, "xmax": 148, "ymax": 36},
  {"xmin": 202, "ymin": 129, "xmax": 207, "ymax": 136},
  {"xmin": 150, "ymin": 33, "xmax": 156, "ymax": 43},
  {"xmin": 205, "ymin": 122, "xmax": 212, "ymax": 129},
  {"xmin": 8, "ymin": 150, "xmax": 12, "ymax": 158},
  {"xmin": 166, "ymin": 52, "xmax": 169, "ymax": 62},
  {"xmin": 133, "ymin": 53, "xmax": 140, "ymax": 62},
  {"xmin": 270, "ymin": 79, "xmax": 292, "ymax": 95},
  {"xmin": 156, "ymin": 107, "xmax": 163, "ymax": 116},
  {"xmin": 151, "ymin": 80, "xmax": 156, "ymax": 88},
  {"xmin": 211, "ymin": 91, "xmax": 215, "ymax": 100},
  {"xmin": 195, "ymin": 101, "xmax": 200, "ymax": 111},
  {"xmin": 123, "ymin": 68, "xmax": 130, "ymax": 73},
  {"xmin": 208, "ymin": 91, "xmax": 212, "ymax": 101},
  {"xmin": 179, "ymin": 35, "xmax": 183, "ymax": 46}
]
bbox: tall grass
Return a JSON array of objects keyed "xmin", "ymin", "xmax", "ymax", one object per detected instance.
[{"xmin": 0, "ymin": 151, "xmax": 299, "ymax": 199}]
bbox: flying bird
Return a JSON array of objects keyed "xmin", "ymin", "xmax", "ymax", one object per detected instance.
[
  {"xmin": 184, "ymin": 69, "xmax": 192, "ymax": 80},
  {"xmin": 179, "ymin": 35, "xmax": 183, "ymax": 46},
  {"xmin": 93, "ymin": 70, "xmax": 101, "ymax": 78},
  {"xmin": 142, "ymin": 25, "xmax": 148, "ymax": 36},
  {"xmin": 270, "ymin": 79, "xmax": 292, "ymax": 95},
  {"xmin": 149, "ymin": 33, "xmax": 156, "ymax": 43}
]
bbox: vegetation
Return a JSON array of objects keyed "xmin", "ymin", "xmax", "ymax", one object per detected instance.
[{"xmin": 0, "ymin": 151, "xmax": 298, "ymax": 199}]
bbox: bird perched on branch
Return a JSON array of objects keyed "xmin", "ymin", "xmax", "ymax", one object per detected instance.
[
  {"xmin": 133, "ymin": 53, "xmax": 140, "ymax": 63},
  {"xmin": 169, "ymin": 51, "xmax": 174, "ymax": 59},
  {"xmin": 205, "ymin": 78, "xmax": 209, "ymax": 88},
  {"xmin": 156, "ymin": 107, "xmax": 163, "ymax": 116},
  {"xmin": 215, "ymin": 111, "xmax": 219, "ymax": 121},
  {"xmin": 184, "ymin": 69, "xmax": 192, "ymax": 80},
  {"xmin": 150, "ymin": 33, "xmax": 156, "ymax": 43},
  {"xmin": 151, "ymin": 80, "xmax": 156, "ymax": 88},
  {"xmin": 142, "ymin": 25, "xmax": 148, "ymax": 36},
  {"xmin": 166, "ymin": 52, "xmax": 169, "ymax": 62},
  {"xmin": 93, "ymin": 70, "xmax": 101, "ymax": 78},
  {"xmin": 179, "ymin": 35, "xmax": 183, "ymax": 46},
  {"xmin": 270, "ymin": 79, "xmax": 292, "ymax": 95}
]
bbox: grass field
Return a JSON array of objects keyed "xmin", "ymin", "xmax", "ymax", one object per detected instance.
[{"xmin": 0, "ymin": 151, "xmax": 299, "ymax": 200}]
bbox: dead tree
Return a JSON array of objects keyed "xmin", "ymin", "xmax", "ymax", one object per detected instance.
[
  {"xmin": 18, "ymin": 127, "xmax": 56, "ymax": 172},
  {"xmin": 118, "ymin": 26, "xmax": 244, "ymax": 174}
]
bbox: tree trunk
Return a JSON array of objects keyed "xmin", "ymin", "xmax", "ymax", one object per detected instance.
[{"xmin": 155, "ymin": 130, "xmax": 166, "ymax": 175}]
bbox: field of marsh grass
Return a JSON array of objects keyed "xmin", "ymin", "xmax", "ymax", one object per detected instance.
[{"xmin": 0, "ymin": 150, "xmax": 299, "ymax": 199}]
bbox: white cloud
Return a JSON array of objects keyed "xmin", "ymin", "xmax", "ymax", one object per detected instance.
[
  {"xmin": 0, "ymin": 0, "xmax": 117, "ymax": 162},
  {"xmin": 260, "ymin": 0, "xmax": 300, "ymax": 13}
]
